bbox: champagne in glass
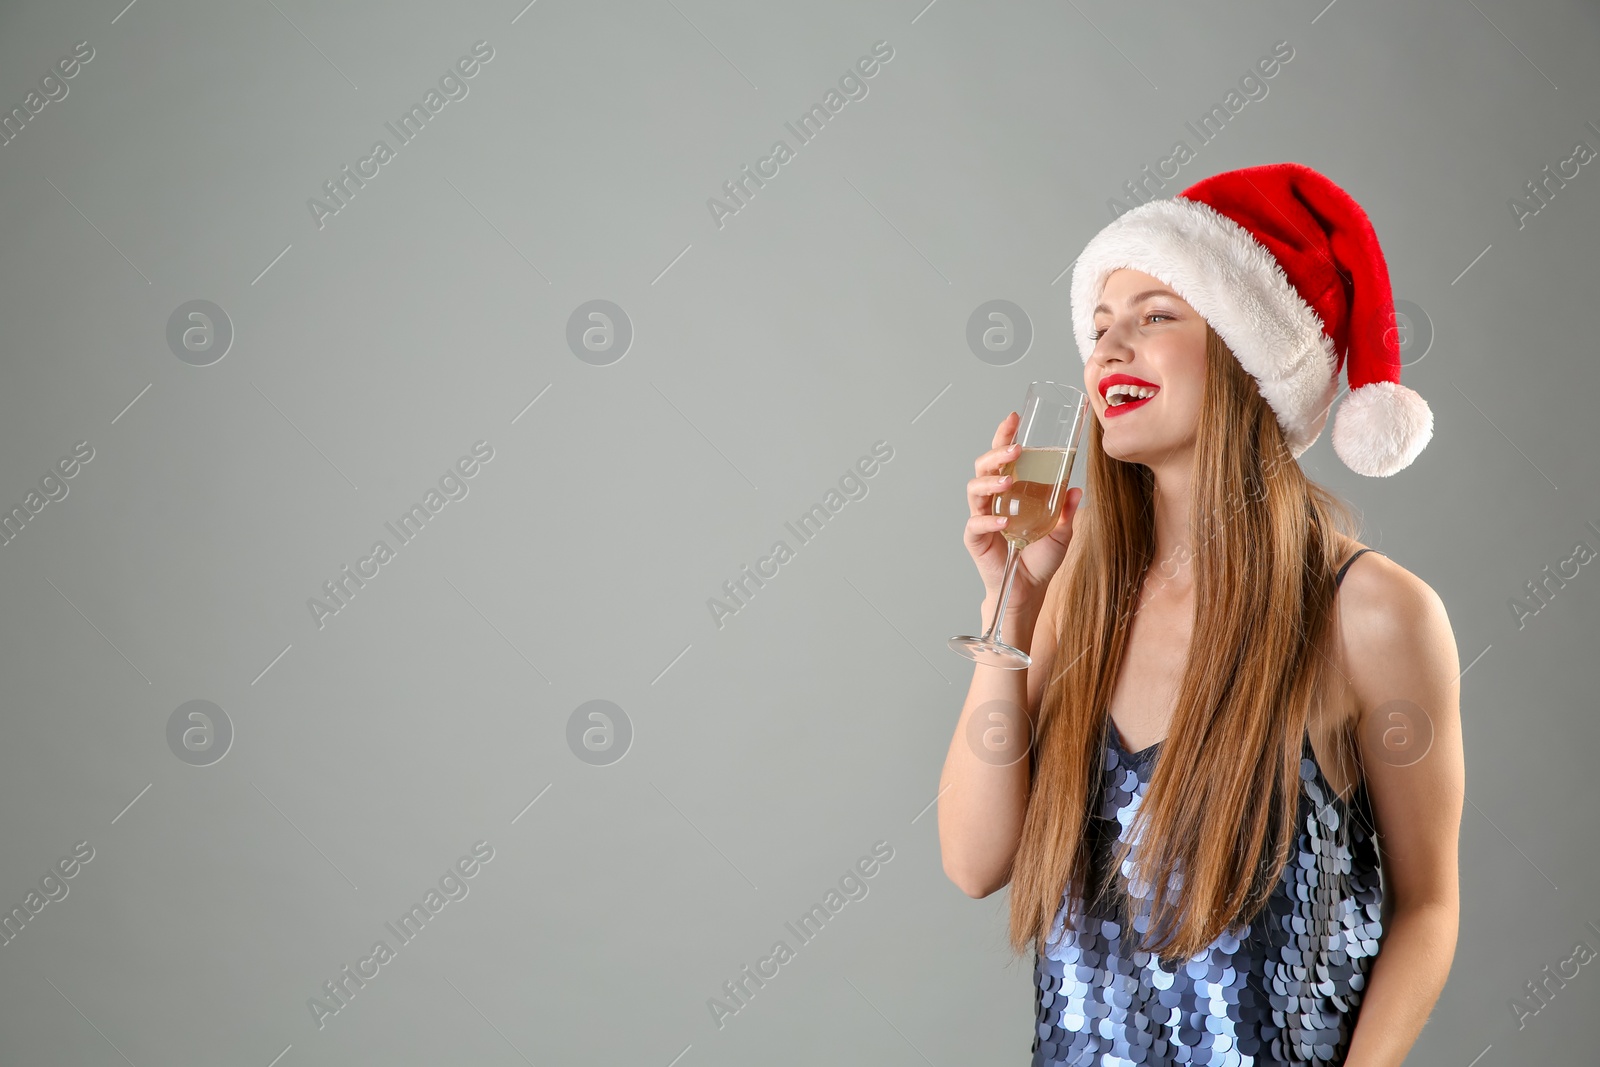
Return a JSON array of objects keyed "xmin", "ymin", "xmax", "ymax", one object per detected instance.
[
  {"xmin": 949, "ymin": 381, "xmax": 1089, "ymax": 669},
  {"xmin": 992, "ymin": 446, "xmax": 1077, "ymax": 547}
]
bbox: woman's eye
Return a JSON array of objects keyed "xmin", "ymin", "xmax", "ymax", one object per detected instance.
[{"xmin": 1090, "ymin": 313, "xmax": 1171, "ymax": 341}]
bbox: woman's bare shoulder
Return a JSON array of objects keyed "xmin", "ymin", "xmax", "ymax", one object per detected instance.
[
  {"xmin": 1335, "ymin": 542, "xmax": 1437, "ymax": 605},
  {"xmin": 1332, "ymin": 545, "xmax": 1457, "ymax": 728}
]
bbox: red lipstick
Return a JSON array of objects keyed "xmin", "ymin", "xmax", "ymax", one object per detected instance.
[{"xmin": 1098, "ymin": 373, "xmax": 1160, "ymax": 418}]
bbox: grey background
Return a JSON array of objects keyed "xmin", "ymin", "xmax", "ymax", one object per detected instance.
[{"xmin": 0, "ymin": 0, "xmax": 1596, "ymax": 1064}]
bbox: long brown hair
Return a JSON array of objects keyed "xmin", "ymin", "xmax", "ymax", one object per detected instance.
[{"xmin": 1008, "ymin": 323, "xmax": 1363, "ymax": 961}]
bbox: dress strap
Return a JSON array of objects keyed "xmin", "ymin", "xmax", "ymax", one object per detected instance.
[{"xmin": 1335, "ymin": 547, "xmax": 1382, "ymax": 588}]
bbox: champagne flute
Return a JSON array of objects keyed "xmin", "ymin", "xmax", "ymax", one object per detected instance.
[{"xmin": 949, "ymin": 381, "xmax": 1090, "ymax": 669}]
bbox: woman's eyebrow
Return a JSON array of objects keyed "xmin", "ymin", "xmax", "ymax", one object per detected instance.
[{"xmin": 1092, "ymin": 289, "xmax": 1179, "ymax": 315}]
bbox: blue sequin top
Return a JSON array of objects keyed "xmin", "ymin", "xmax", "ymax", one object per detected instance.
[{"xmin": 1031, "ymin": 550, "xmax": 1386, "ymax": 1066}]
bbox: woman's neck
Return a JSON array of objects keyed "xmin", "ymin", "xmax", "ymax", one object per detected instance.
[{"xmin": 1147, "ymin": 459, "xmax": 1196, "ymax": 592}]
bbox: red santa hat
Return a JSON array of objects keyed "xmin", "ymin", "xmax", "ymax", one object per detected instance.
[{"xmin": 1070, "ymin": 161, "xmax": 1433, "ymax": 477}]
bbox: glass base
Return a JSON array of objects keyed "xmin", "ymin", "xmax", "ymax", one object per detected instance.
[{"xmin": 948, "ymin": 634, "xmax": 1031, "ymax": 669}]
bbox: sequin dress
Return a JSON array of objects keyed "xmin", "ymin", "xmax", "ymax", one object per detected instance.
[{"xmin": 1031, "ymin": 548, "xmax": 1386, "ymax": 1066}]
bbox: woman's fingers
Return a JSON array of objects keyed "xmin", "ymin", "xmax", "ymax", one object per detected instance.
[
  {"xmin": 974, "ymin": 413, "xmax": 1020, "ymax": 477},
  {"xmin": 966, "ymin": 469, "xmax": 1013, "ymax": 518},
  {"xmin": 1037, "ymin": 486, "xmax": 1082, "ymax": 548},
  {"xmin": 963, "ymin": 511, "xmax": 1010, "ymax": 544},
  {"xmin": 989, "ymin": 410, "xmax": 1018, "ymax": 451},
  {"xmin": 969, "ymin": 412, "xmax": 1022, "ymax": 518}
]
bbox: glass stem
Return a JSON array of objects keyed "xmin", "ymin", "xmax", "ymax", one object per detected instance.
[{"xmin": 984, "ymin": 538, "xmax": 1022, "ymax": 644}]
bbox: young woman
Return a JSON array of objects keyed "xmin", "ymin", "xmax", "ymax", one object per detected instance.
[{"xmin": 939, "ymin": 164, "xmax": 1463, "ymax": 1066}]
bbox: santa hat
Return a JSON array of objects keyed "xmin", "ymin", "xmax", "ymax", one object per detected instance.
[{"xmin": 1070, "ymin": 161, "xmax": 1433, "ymax": 477}]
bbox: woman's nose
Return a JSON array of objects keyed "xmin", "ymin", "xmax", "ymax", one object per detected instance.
[{"xmin": 1093, "ymin": 333, "xmax": 1131, "ymax": 365}]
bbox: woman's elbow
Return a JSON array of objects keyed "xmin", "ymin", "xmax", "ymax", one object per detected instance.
[{"xmin": 942, "ymin": 854, "xmax": 1008, "ymax": 899}]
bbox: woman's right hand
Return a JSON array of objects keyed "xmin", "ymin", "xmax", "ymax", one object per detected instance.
[{"xmin": 963, "ymin": 410, "xmax": 1083, "ymax": 618}]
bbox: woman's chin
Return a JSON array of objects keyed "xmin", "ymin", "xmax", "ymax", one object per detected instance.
[
  {"xmin": 1101, "ymin": 435, "xmax": 1185, "ymax": 467},
  {"xmin": 1099, "ymin": 437, "xmax": 1143, "ymax": 463}
]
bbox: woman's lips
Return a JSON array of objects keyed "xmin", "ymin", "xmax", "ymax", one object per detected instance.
[{"xmin": 1104, "ymin": 394, "xmax": 1154, "ymax": 418}]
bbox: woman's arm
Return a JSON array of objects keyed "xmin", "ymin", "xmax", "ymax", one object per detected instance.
[
  {"xmin": 1337, "ymin": 559, "xmax": 1465, "ymax": 1066},
  {"xmin": 937, "ymin": 580, "xmax": 1062, "ymax": 898}
]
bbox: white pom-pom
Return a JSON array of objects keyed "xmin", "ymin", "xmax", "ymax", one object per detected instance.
[{"xmin": 1331, "ymin": 381, "xmax": 1434, "ymax": 477}]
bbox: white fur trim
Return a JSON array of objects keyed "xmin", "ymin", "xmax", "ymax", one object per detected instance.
[
  {"xmin": 1331, "ymin": 381, "xmax": 1434, "ymax": 477},
  {"xmin": 1071, "ymin": 197, "xmax": 1338, "ymax": 458}
]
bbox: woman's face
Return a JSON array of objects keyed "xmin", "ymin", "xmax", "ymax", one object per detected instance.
[{"xmin": 1085, "ymin": 268, "xmax": 1210, "ymax": 466}]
